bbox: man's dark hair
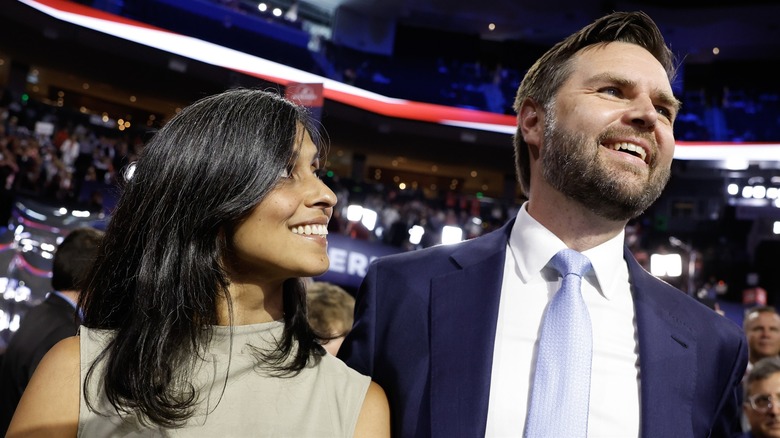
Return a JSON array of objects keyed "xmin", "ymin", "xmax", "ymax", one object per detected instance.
[
  {"xmin": 747, "ymin": 356, "xmax": 780, "ymax": 387},
  {"xmin": 51, "ymin": 227, "xmax": 104, "ymax": 291}
]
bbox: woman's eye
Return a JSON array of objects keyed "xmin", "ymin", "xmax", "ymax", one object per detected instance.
[{"xmin": 313, "ymin": 168, "xmax": 324, "ymax": 179}]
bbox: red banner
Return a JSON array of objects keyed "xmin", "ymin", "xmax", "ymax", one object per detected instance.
[{"xmin": 285, "ymin": 83, "xmax": 324, "ymax": 108}]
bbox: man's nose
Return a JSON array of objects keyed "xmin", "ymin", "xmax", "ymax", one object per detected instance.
[
  {"xmin": 769, "ymin": 401, "xmax": 780, "ymax": 416},
  {"xmin": 627, "ymin": 94, "xmax": 658, "ymax": 131}
]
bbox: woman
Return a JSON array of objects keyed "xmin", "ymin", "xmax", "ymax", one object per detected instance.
[{"xmin": 8, "ymin": 88, "xmax": 390, "ymax": 437}]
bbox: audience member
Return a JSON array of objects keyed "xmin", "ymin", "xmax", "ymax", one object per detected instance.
[
  {"xmin": 745, "ymin": 306, "xmax": 780, "ymax": 369},
  {"xmin": 306, "ymin": 281, "xmax": 355, "ymax": 355},
  {"xmin": 339, "ymin": 11, "xmax": 747, "ymax": 437},
  {"xmin": 7, "ymin": 88, "xmax": 389, "ymax": 437},
  {"xmin": 0, "ymin": 226, "xmax": 104, "ymax": 435},
  {"xmin": 59, "ymin": 132, "xmax": 80, "ymax": 171},
  {"xmin": 742, "ymin": 357, "xmax": 780, "ymax": 438}
]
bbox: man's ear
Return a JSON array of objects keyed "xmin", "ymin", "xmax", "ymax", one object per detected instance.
[{"xmin": 518, "ymin": 98, "xmax": 543, "ymax": 150}]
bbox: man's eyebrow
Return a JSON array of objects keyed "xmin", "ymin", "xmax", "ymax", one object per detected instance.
[
  {"xmin": 587, "ymin": 72, "xmax": 682, "ymax": 113},
  {"xmin": 655, "ymin": 89, "xmax": 682, "ymax": 115},
  {"xmin": 586, "ymin": 72, "xmax": 635, "ymax": 89}
]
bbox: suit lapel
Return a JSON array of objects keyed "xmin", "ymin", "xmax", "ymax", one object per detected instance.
[
  {"xmin": 627, "ymin": 248, "xmax": 697, "ymax": 437},
  {"xmin": 429, "ymin": 221, "xmax": 512, "ymax": 438}
]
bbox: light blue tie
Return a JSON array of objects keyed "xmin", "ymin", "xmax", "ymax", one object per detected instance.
[{"xmin": 524, "ymin": 248, "xmax": 594, "ymax": 438}]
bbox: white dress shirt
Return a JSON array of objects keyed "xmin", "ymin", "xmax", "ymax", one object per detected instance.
[{"xmin": 485, "ymin": 203, "xmax": 641, "ymax": 437}]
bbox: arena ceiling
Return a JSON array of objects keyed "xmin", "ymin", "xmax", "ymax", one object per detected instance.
[{"xmin": 308, "ymin": 0, "xmax": 780, "ymax": 62}]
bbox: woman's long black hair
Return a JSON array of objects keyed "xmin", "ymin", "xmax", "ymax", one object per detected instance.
[{"xmin": 79, "ymin": 88, "xmax": 325, "ymax": 426}]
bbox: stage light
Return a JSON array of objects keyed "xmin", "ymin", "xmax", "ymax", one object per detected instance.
[
  {"xmin": 346, "ymin": 205, "xmax": 363, "ymax": 222},
  {"xmin": 441, "ymin": 226, "xmax": 463, "ymax": 245},
  {"xmin": 9, "ymin": 314, "xmax": 20, "ymax": 332},
  {"xmin": 409, "ymin": 225, "xmax": 424, "ymax": 245},
  {"xmin": 345, "ymin": 205, "xmax": 377, "ymax": 230},
  {"xmin": 650, "ymin": 253, "xmax": 682, "ymax": 277},
  {"xmin": 360, "ymin": 208, "xmax": 377, "ymax": 231}
]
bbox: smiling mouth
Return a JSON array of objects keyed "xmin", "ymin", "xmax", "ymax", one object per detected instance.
[
  {"xmin": 291, "ymin": 224, "xmax": 328, "ymax": 236},
  {"xmin": 605, "ymin": 142, "xmax": 647, "ymax": 163}
]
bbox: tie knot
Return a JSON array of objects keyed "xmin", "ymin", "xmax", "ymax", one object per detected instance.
[{"xmin": 550, "ymin": 248, "xmax": 592, "ymax": 278}]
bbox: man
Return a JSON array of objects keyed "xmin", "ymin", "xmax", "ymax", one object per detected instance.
[
  {"xmin": 339, "ymin": 11, "xmax": 747, "ymax": 437},
  {"xmin": 742, "ymin": 357, "xmax": 780, "ymax": 438},
  {"xmin": 745, "ymin": 306, "xmax": 780, "ymax": 368},
  {"xmin": 0, "ymin": 226, "xmax": 103, "ymax": 434}
]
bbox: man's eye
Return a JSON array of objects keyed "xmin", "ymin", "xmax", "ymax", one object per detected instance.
[
  {"xmin": 600, "ymin": 87, "xmax": 621, "ymax": 97},
  {"xmin": 656, "ymin": 106, "xmax": 672, "ymax": 119},
  {"xmin": 756, "ymin": 396, "xmax": 773, "ymax": 408}
]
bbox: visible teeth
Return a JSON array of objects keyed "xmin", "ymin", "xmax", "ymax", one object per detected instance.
[
  {"xmin": 611, "ymin": 142, "xmax": 647, "ymax": 162},
  {"xmin": 291, "ymin": 224, "xmax": 328, "ymax": 236}
]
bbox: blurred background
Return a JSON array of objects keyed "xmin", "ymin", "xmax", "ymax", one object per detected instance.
[{"xmin": 0, "ymin": 0, "xmax": 779, "ymax": 334}]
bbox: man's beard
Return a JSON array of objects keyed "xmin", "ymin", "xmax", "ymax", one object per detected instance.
[{"xmin": 540, "ymin": 114, "xmax": 671, "ymax": 221}]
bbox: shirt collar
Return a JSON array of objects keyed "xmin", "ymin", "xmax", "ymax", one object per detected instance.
[
  {"xmin": 50, "ymin": 290, "xmax": 82, "ymax": 319},
  {"xmin": 509, "ymin": 201, "xmax": 626, "ymax": 299}
]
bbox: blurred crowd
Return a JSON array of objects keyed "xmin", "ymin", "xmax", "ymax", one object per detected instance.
[{"xmin": 0, "ymin": 89, "xmax": 144, "ymax": 217}]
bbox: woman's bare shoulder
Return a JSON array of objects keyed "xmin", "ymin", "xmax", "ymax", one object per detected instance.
[
  {"xmin": 354, "ymin": 380, "xmax": 390, "ymax": 438},
  {"xmin": 6, "ymin": 335, "xmax": 80, "ymax": 437}
]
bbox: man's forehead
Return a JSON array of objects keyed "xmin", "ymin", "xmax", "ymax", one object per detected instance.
[
  {"xmin": 750, "ymin": 373, "xmax": 780, "ymax": 393},
  {"xmin": 747, "ymin": 311, "xmax": 780, "ymax": 325},
  {"xmin": 572, "ymin": 42, "xmax": 671, "ymax": 82}
]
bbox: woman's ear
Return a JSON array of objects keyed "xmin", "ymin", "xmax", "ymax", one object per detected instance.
[{"xmin": 518, "ymin": 98, "xmax": 543, "ymax": 150}]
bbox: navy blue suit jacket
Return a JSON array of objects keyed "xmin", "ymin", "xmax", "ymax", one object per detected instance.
[{"xmin": 339, "ymin": 219, "xmax": 748, "ymax": 437}]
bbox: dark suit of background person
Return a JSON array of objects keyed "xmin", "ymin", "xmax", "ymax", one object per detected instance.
[
  {"xmin": 0, "ymin": 227, "xmax": 104, "ymax": 434},
  {"xmin": 339, "ymin": 11, "xmax": 747, "ymax": 438}
]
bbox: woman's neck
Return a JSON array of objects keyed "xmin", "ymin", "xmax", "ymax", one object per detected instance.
[{"xmin": 216, "ymin": 281, "xmax": 284, "ymax": 326}]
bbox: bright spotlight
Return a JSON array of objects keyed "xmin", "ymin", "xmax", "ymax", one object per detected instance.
[
  {"xmin": 441, "ymin": 226, "xmax": 463, "ymax": 245},
  {"xmin": 360, "ymin": 208, "xmax": 378, "ymax": 231},
  {"xmin": 346, "ymin": 205, "xmax": 364, "ymax": 222},
  {"xmin": 727, "ymin": 183, "xmax": 739, "ymax": 195},
  {"xmin": 409, "ymin": 225, "xmax": 425, "ymax": 245},
  {"xmin": 650, "ymin": 253, "xmax": 682, "ymax": 277},
  {"xmin": 9, "ymin": 314, "xmax": 20, "ymax": 332}
]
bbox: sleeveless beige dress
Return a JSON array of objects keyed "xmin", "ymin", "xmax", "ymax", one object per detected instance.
[{"xmin": 78, "ymin": 321, "xmax": 370, "ymax": 437}]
